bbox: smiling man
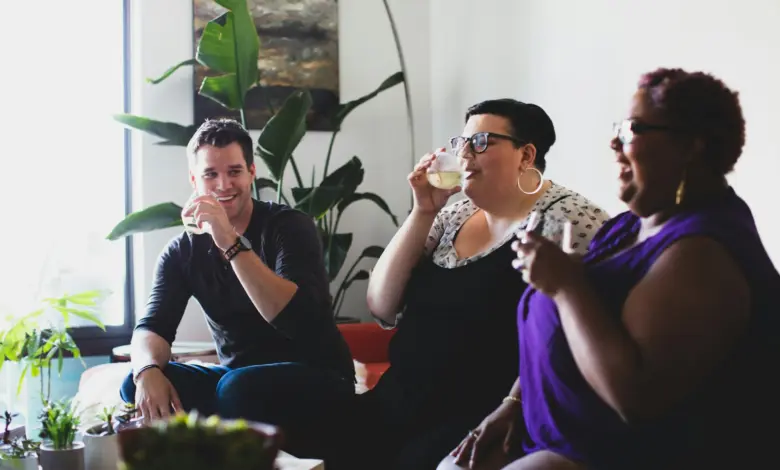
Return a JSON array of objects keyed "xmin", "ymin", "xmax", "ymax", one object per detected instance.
[{"xmin": 119, "ymin": 118, "xmax": 355, "ymax": 440}]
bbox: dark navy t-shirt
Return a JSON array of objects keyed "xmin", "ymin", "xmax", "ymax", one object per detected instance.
[{"xmin": 135, "ymin": 199, "xmax": 355, "ymax": 382}]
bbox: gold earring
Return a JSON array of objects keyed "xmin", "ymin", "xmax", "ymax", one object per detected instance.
[
  {"xmin": 517, "ymin": 167, "xmax": 544, "ymax": 195},
  {"xmin": 675, "ymin": 172, "xmax": 686, "ymax": 206}
]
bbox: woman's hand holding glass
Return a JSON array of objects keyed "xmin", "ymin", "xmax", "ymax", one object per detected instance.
[
  {"xmin": 408, "ymin": 148, "xmax": 462, "ymax": 215},
  {"xmin": 511, "ymin": 211, "xmax": 583, "ymax": 296}
]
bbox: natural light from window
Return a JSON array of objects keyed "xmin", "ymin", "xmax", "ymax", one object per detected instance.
[{"xmin": 1, "ymin": 2, "xmax": 128, "ymax": 328}]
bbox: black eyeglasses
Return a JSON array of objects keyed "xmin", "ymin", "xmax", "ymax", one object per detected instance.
[
  {"xmin": 613, "ymin": 119, "xmax": 681, "ymax": 145},
  {"xmin": 449, "ymin": 132, "xmax": 525, "ymax": 155}
]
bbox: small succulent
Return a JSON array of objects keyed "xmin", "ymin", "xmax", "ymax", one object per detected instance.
[
  {"xmin": 0, "ymin": 437, "xmax": 40, "ymax": 459},
  {"xmin": 38, "ymin": 399, "xmax": 80, "ymax": 450},
  {"xmin": 2, "ymin": 410, "xmax": 19, "ymax": 444}
]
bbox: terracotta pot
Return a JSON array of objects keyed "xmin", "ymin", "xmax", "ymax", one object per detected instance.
[
  {"xmin": 83, "ymin": 429, "xmax": 119, "ymax": 470},
  {"xmin": 39, "ymin": 441, "xmax": 85, "ymax": 470},
  {"xmin": 118, "ymin": 418, "xmax": 282, "ymax": 470},
  {"xmin": 0, "ymin": 454, "xmax": 38, "ymax": 470}
]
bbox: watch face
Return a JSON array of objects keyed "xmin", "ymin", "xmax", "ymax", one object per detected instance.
[{"xmin": 239, "ymin": 235, "xmax": 252, "ymax": 250}]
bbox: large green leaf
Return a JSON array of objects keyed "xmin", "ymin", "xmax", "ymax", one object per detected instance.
[
  {"xmin": 256, "ymin": 90, "xmax": 312, "ymax": 181},
  {"xmin": 322, "ymin": 233, "xmax": 352, "ymax": 281},
  {"xmin": 321, "ymin": 157, "xmax": 364, "ymax": 197},
  {"xmin": 113, "ymin": 114, "xmax": 197, "ymax": 146},
  {"xmin": 333, "ymin": 72, "xmax": 404, "ymax": 128},
  {"xmin": 146, "ymin": 58, "xmax": 199, "ymax": 85},
  {"xmin": 292, "ymin": 186, "xmax": 345, "ymax": 220},
  {"xmin": 106, "ymin": 202, "xmax": 184, "ymax": 240},
  {"xmin": 337, "ymin": 192, "xmax": 398, "ymax": 226},
  {"xmin": 195, "ymin": 1, "xmax": 259, "ymax": 110},
  {"xmin": 199, "ymin": 73, "xmax": 242, "ymax": 110}
]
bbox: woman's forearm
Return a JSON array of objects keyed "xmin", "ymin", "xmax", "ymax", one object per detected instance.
[{"xmin": 367, "ymin": 209, "xmax": 437, "ymax": 324}]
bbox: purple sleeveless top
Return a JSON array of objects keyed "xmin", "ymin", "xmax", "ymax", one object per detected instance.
[{"xmin": 517, "ymin": 188, "xmax": 780, "ymax": 468}]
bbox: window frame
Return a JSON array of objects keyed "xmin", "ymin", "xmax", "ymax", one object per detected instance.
[{"xmin": 70, "ymin": 0, "xmax": 135, "ymax": 356}]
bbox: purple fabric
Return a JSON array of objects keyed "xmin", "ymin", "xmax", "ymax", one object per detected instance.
[{"xmin": 517, "ymin": 188, "xmax": 780, "ymax": 468}]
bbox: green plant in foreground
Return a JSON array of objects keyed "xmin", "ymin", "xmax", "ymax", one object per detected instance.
[{"xmin": 118, "ymin": 411, "xmax": 279, "ymax": 470}]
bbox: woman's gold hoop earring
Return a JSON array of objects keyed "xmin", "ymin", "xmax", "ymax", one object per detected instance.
[
  {"xmin": 675, "ymin": 170, "xmax": 687, "ymax": 206},
  {"xmin": 517, "ymin": 167, "xmax": 544, "ymax": 195}
]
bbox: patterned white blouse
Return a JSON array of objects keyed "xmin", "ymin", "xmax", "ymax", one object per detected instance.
[
  {"xmin": 425, "ymin": 181, "xmax": 610, "ymax": 267},
  {"xmin": 375, "ymin": 181, "xmax": 611, "ymax": 328}
]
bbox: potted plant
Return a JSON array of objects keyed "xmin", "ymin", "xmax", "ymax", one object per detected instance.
[
  {"xmin": 108, "ymin": 0, "xmax": 410, "ymax": 322},
  {"xmin": 1, "ymin": 412, "xmax": 24, "ymax": 448},
  {"xmin": 0, "ymin": 290, "xmax": 106, "ymax": 434},
  {"xmin": 82, "ymin": 403, "xmax": 135, "ymax": 470},
  {"xmin": 38, "ymin": 399, "xmax": 84, "ymax": 470},
  {"xmin": 0, "ymin": 437, "xmax": 40, "ymax": 470},
  {"xmin": 117, "ymin": 411, "xmax": 282, "ymax": 470}
]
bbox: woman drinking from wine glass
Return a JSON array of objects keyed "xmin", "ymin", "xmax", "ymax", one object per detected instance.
[{"xmin": 343, "ymin": 98, "xmax": 610, "ymax": 470}]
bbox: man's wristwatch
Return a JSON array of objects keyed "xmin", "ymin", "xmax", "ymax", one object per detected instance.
[{"xmin": 223, "ymin": 234, "xmax": 252, "ymax": 261}]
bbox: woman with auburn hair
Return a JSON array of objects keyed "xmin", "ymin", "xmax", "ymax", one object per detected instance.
[{"xmin": 442, "ymin": 68, "xmax": 780, "ymax": 469}]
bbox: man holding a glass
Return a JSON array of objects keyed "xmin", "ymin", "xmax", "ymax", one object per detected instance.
[{"xmin": 119, "ymin": 118, "xmax": 355, "ymax": 448}]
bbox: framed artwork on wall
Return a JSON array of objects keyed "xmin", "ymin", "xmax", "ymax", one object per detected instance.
[{"xmin": 193, "ymin": 0, "xmax": 340, "ymax": 131}]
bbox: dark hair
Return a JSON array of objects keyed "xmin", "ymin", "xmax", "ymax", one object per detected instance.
[
  {"xmin": 465, "ymin": 98, "xmax": 556, "ymax": 172},
  {"xmin": 186, "ymin": 118, "xmax": 254, "ymax": 168},
  {"xmin": 638, "ymin": 68, "xmax": 745, "ymax": 175}
]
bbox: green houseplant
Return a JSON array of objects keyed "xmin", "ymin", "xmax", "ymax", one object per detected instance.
[
  {"xmin": 0, "ymin": 437, "xmax": 40, "ymax": 470},
  {"xmin": 0, "ymin": 290, "xmax": 106, "ymax": 404},
  {"xmin": 117, "ymin": 411, "xmax": 281, "ymax": 470},
  {"xmin": 108, "ymin": 0, "xmax": 412, "ymax": 319},
  {"xmin": 37, "ymin": 399, "xmax": 84, "ymax": 470},
  {"xmin": 82, "ymin": 403, "xmax": 135, "ymax": 470}
]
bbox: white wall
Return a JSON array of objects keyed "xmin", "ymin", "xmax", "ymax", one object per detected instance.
[
  {"xmin": 431, "ymin": 0, "xmax": 780, "ymax": 263},
  {"xmin": 134, "ymin": 0, "xmax": 780, "ymax": 340},
  {"xmin": 130, "ymin": 0, "xmax": 431, "ymax": 339}
]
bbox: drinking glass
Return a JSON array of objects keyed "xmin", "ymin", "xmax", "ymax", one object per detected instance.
[
  {"xmin": 182, "ymin": 191, "xmax": 206, "ymax": 235},
  {"xmin": 519, "ymin": 210, "xmax": 574, "ymax": 253},
  {"xmin": 426, "ymin": 151, "xmax": 463, "ymax": 190}
]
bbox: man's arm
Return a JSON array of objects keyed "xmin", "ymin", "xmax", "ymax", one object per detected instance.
[
  {"xmin": 229, "ymin": 211, "xmax": 330, "ymax": 339},
  {"xmin": 131, "ymin": 238, "xmax": 191, "ymax": 377}
]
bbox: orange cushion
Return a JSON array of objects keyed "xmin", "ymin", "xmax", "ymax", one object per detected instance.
[{"xmin": 337, "ymin": 322, "xmax": 395, "ymax": 364}]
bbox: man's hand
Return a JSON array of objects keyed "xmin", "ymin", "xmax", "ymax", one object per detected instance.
[
  {"xmin": 134, "ymin": 367, "xmax": 183, "ymax": 424},
  {"xmin": 181, "ymin": 194, "xmax": 237, "ymax": 251}
]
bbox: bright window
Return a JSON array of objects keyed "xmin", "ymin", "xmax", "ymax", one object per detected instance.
[{"xmin": 0, "ymin": 1, "xmax": 131, "ymax": 339}]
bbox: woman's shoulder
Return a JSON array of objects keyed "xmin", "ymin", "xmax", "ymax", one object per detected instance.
[
  {"xmin": 434, "ymin": 198, "xmax": 478, "ymax": 230},
  {"xmin": 540, "ymin": 183, "xmax": 613, "ymax": 253}
]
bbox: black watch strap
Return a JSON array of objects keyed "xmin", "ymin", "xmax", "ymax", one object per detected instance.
[
  {"xmin": 224, "ymin": 238, "xmax": 243, "ymax": 261},
  {"xmin": 224, "ymin": 235, "xmax": 251, "ymax": 261}
]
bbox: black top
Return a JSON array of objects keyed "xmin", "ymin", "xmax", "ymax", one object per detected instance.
[
  {"xmin": 135, "ymin": 199, "xmax": 355, "ymax": 381},
  {"xmin": 371, "ymin": 239, "xmax": 527, "ymax": 430}
]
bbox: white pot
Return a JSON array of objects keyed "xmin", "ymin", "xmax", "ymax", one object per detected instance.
[
  {"xmin": 83, "ymin": 431, "xmax": 119, "ymax": 470},
  {"xmin": 0, "ymin": 454, "xmax": 39, "ymax": 470},
  {"xmin": 39, "ymin": 441, "xmax": 85, "ymax": 470}
]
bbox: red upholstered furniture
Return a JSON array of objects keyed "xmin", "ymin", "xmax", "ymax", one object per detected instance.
[{"xmin": 337, "ymin": 322, "xmax": 395, "ymax": 390}]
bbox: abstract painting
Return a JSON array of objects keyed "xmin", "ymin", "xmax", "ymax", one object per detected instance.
[{"xmin": 193, "ymin": 0, "xmax": 340, "ymax": 131}]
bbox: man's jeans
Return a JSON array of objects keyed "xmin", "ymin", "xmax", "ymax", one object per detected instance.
[{"xmin": 120, "ymin": 361, "xmax": 354, "ymax": 454}]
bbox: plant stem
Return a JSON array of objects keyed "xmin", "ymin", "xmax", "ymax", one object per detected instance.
[
  {"xmin": 381, "ymin": 0, "xmax": 416, "ymax": 211},
  {"xmin": 289, "ymin": 156, "xmax": 305, "ymax": 189},
  {"xmin": 323, "ymin": 130, "xmax": 338, "ymax": 183}
]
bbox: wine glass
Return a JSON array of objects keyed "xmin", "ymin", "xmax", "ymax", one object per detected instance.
[{"xmin": 426, "ymin": 151, "xmax": 463, "ymax": 190}]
